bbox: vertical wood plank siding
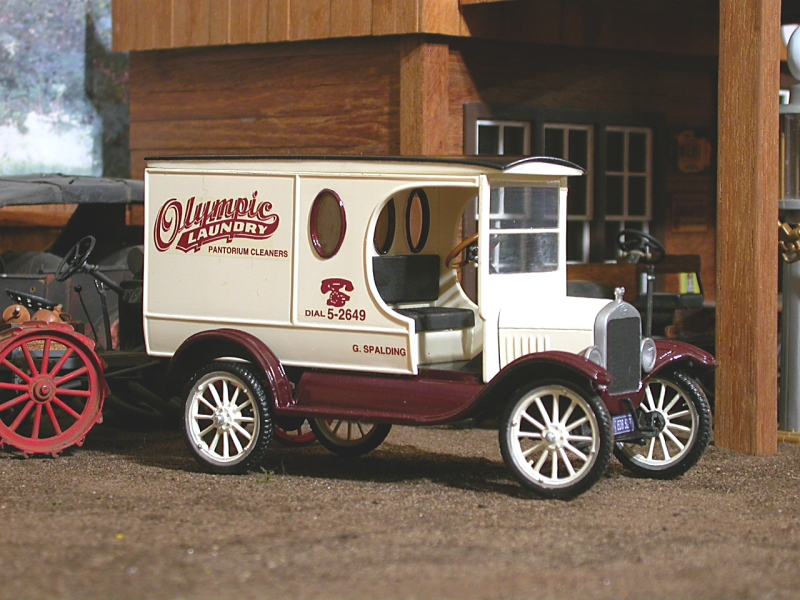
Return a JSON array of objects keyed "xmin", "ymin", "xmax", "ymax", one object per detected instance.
[
  {"xmin": 250, "ymin": 2, "xmax": 270, "ymax": 43},
  {"xmin": 128, "ymin": 39, "xmax": 400, "ymax": 178},
  {"xmin": 716, "ymin": 0, "xmax": 779, "ymax": 454},
  {"xmin": 290, "ymin": 0, "xmax": 331, "ymax": 40},
  {"xmin": 173, "ymin": 0, "xmax": 211, "ymax": 47},
  {"xmin": 113, "ymin": 0, "xmax": 717, "ymax": 56},
  {"xmin": 208, "ymin": 1, "xmax": 230, "ymax": 45},
  {"xmin": 269, "ymin": 0, "xmax": 291, "ymax": 41},
  {"xmin": 331, "ymin": 0, "xmax": 373, "ymax": 37}
]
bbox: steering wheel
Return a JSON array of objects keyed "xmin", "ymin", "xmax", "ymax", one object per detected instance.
[
  {"xmin": 617, "ymin": 230, "xmax": 666, "ymax": 265},
  {"xmin": 56, "ymin": 236, "xmax": 97, "ymax": 282},
  {"xmin": 445, "ymin": 233, "xmax": 479, "ymax": 269}
]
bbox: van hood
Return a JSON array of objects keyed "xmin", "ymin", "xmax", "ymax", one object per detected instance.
[{"xmin": 498, "ymin": 296, "xmax": 611, "ymax": 331}]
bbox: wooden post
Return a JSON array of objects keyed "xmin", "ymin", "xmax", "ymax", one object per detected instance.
[
  {"xmin": 716, "ymin": 0, "xmax": 780, "ymax": 454},
  {"xmin": 400, "ymin": 37, "xmax": 450, "ymax": 155}
]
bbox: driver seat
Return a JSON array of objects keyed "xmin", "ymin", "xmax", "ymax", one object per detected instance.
[{"xmin": 372, "ymin": 255, "xmax": 475, "ymax": 332}]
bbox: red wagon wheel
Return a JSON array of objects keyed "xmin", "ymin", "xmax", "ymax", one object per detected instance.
[
  {"xmin": 274, "ymin": 419, "xmax": 317, "ymax": 447},
  {"xmin": 0, "ymin": 324, "xmax": 105, "ymax": 456}
]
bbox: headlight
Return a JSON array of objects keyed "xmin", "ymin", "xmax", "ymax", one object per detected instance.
[
  {"xmin": 581, "ymin": 345, "xmax": 604, "ymax": 367},
  {"xmin": 640, "ymin": 337, "xmax": 657, "ymax": 373}
]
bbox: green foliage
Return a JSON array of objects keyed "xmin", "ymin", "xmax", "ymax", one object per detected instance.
[
  {"xmin": 0, "ymin": 0, "xmax": 88, "ymax": 128},
  {"xmin": 0, "ymin": 0, "xmax": 128, "ymax": 128},
  {"xmin": 0, "ymin": 0, "xmax": 130, "ymax": 176}
]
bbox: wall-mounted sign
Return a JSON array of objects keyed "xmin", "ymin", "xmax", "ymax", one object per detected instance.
[
  {"xmin": 672, "ymin": 194, "xmax": 710, "ymax": 233},
  {"xmin": 676, "ymin": 130, "xmax": 713, "ymax": 174}
]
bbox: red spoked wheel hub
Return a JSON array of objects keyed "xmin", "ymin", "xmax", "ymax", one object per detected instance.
[{"xmin": 0, "ymin": 322, "xmax": 106, "ymax": 456}]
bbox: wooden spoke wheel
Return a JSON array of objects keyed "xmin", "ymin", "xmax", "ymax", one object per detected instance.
[
  {"xmin": 0, "ymin": 324, "xmax": 105, "ymax": 456},
  {"xmin": 309, "ymin": 418, "xmax": 391, "ymax": 457}
]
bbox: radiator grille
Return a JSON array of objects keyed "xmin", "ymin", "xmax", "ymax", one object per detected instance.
[{"xmin": 606, "ymin": 317, "xmax": 640, "ymax": 394}]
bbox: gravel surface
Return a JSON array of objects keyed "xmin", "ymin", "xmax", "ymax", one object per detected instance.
[{"xmin": 1, "ymin": 424, "xmax": 800, "ymax": 600}]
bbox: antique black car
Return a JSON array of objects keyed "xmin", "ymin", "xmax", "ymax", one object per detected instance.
[{"xmin": 0, "ymin": 175, "xmax": 171, "ymax": 426}]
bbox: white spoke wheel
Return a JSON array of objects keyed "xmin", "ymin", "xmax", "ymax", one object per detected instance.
[
  {"xmin": 309, "ymin": 418, "xmax": 391, "ymax": 458},
  {"xmin": 614, "ymin": 370, "xmax": 711, "ymax": 479},
  {"xmin": 183, "ymin": 362, "xmax": 272, "ymax": 474},
  {"xmin": 500, "ymin": 380, "xmax": 613, "ymax": 499}
]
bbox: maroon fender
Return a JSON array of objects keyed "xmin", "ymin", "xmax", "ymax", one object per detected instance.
[
  {"xmin": 498, "ymin": 350, "xmax": 612, "ymax": 387},
  {"xmin": 167, "ymin": 329, "xmax": 293, "ymax": 409},
  {"xmin": 649, "ymin": 339, "xmax": 716, "ymax": 376},
  {"xmin": 469, "ymin": 350, "xmax": 614, "ymax": 419}
]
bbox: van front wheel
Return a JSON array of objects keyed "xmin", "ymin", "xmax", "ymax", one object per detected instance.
[{"xmin": 500, "ymin": 380, "xmax": 613, "ymax": 499}]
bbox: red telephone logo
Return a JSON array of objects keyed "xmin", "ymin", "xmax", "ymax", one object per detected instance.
[{"xmin": 321, "ymin": 278, "xmax": 354, "ymax": 307}]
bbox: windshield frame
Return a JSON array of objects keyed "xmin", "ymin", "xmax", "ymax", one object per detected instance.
[{"xmin": 482, "ymin": 179, "xmax": 563, "ymax": 276}]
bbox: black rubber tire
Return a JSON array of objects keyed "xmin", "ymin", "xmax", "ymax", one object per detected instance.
[
  {"xmin": 499, "ymin": 379, "xmax": 613, "ymax": 500},
  {"xmin": 614, "ymin": 369, "xmax": 711, "ymax": 479},
  {"xmin": 182, "ymin": 361, "xmax": 272, "ymax": 474},
  {"xmin": 309, "ymin": 418, "xmax": 391, "ymax": 458}
]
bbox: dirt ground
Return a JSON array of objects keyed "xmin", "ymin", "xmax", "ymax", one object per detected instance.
[{"xmin": 1, "ymin": 423, "xmax": 799, "ymax": 600}]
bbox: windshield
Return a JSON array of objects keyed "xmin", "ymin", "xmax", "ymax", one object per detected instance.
[{"xmin": 488, "ymin": 185, "xmax": 560, "ymax": 274}]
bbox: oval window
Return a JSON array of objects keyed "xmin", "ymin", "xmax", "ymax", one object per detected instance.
[
  {"xmin": 405, "ymin": 189, "xmax": 430, "ymax": 254},
  {"xmin": 310, "ymin": 189, "xmax": 346, "ymax": 258},
  {"xmin": 373, "ymin": 199, "xmax": 396, "ymax": 255}
]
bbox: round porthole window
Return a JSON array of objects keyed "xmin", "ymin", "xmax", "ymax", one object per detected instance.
[
  {"xmin": 373, "ymin": 199, "xmax": 396, "ymax": 255},
  {"xmin": 310, "ymin": 189, "xmax": 346, "ymax": 258},
  {"xmin": 405, "ymin": 189, "xmax": 430, "ymax": 254}
]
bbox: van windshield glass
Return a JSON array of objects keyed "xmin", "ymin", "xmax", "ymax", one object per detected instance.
[{"xmin": 488, "ymin": 185, "xmax": 559, "ymax": 274}]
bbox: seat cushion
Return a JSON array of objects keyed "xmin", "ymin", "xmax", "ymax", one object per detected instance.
[
  {"xmin": 372, "ymin": 255, "xmax": 440, "ymax": 303},
  {"xmin": 396, "ymin": 307, "xmax": 475, "ymax": 331}
]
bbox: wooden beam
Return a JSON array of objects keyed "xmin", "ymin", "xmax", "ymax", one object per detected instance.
[
  {"xmin": 400, "ymin": 37, "xmax": 449, "ymax": 155},
  {"xmin": 460, "ymin": 0, "xmax": 516, "ymax": 5},
  {"xmin": 0, "ymin": 205, "xmax": 76, "ymax": 228},
  {"xmin": 716, "ymin": 0, "xmax": 780, "ymax": 454}
]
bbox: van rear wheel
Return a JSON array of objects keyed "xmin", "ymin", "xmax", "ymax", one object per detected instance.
[
  {"xmin": 309, "ymin": 418, "xmax": 391, "ymax": 457},
  {"xmin": 183, "ymin": 362, "xmax": 272, "ymax": 474},
  {"xmin": 500, "ymin": 380, "xmax": 613, "ymax": 499}
]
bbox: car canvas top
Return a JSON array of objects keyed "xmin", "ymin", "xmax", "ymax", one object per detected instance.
[{"xmin": 0, "ymin": 175, "xmax": 143, "ymax": 208}]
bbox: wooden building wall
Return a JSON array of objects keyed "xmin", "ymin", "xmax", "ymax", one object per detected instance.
[
  {"xmin": 129, "ymin": 33, "xmax": 718, "ymax": 296},
  {"xmin": 129, "ymin": 38, "xmax": 401, "ymax": 178},
  {"xmin": 113, "ymin": 0, "xmax": 719, "ymax": 57}
]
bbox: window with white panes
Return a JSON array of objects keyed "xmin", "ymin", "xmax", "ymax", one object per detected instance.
[
  {"xmin": 470, "ymin": 107, "xmax": 656, "ymax": 264},
  {"xmin": 543, "ymin": 125, "xmax": 594, "ymax": 262},
  {"xmin": 476, "ymin": 120, "xmax": 534, "ymax": 244},
  {"xmin": 476, "ymin": 120, "xmax": 530, "ymax": 156},
  {"xmin": 603, "ymin": 127, "xmax": 652, "ymax": 261}
]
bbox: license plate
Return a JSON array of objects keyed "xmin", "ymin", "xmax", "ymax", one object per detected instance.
[{"xmin": 612, "ymin": 414, "xmax": 636, "ymax": 436}]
